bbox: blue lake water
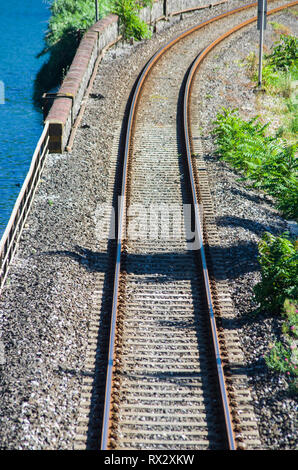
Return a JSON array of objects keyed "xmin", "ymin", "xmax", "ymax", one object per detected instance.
[{"xmin": 0, "ymin": 0, "xmax": 50, "ymax": 237}]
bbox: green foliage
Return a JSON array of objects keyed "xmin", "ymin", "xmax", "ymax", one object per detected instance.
[
  {"xmin": 255, "ymin": 60, "xmax": 298, "ymax": 98},
  {"xmin": 266, "ymin": 34, "xmax": 298, "ymax": 72},
  {"xmin": 282, "ymin": 298, "xmax": 298, "ymax": 339},
  {"xmin": 138, "ymin": 0, "xmax": 153, "ymax": 7},
  {"xmin": 256, "ymin": 34, "xmax": 298, "ymax": 90},
  {"xmin": 274, "ymin": 67, "xmax": 298, "ymax": 143},
  {"xmin": 265, "ymin": 299, "xmax": 298, "ymax": 390},
  {"xmin": 45, "ymin": 0, "xmax": 152, "ymax": 46},
  {"xmin": 244, "ymin": 33, "xmax": 298, "ymax": 145},
  {"xmin": 45, "ymin": 0, "xmax": 102, "ymax": 48},
  {"xmin": 212, "ymin": 108, "xmax": 298, "ymax": 220},
  {"xmin": 34, "ymin": 0, "xmax": 152, "ymax": 107},
  {"xmin": 246, "ymin": 35, "xmax": 298, "ymax": 143},
  {"xmin": 253, "ymin": 233, "xmax": 298, "ymax": 313},
  {"xmin": 34, "ymin": 0, "xmax": 100, "ymax": 106},
  {"xmin": 243, "ymin": 34, "xmax": 298, "ymax": 389},
  {"xmin": 265, "ymin": 341, "xmax": 297, "ymax": 377},
  {"xmin": 111, "ymin": 0, "xmax": 152, "ymax": 40},
  {"xmin": 288, "ymin": 378, "xmax": 298, "ymax": 395}
]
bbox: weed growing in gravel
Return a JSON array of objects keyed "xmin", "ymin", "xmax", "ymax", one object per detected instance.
[
  {"xmin": 247, "ymin": 35, "xmax": 297, "ymax": 89},
  {"xmin": 282, "ymin": 298, "xmax": 298, "ymax": 339},
  {"xmin": 265, "ymin": 297, "xmax": 298, "ymax": 389},
  {"xmin": 269, "ymin": 21, "xmax": 291, "ymax": 36},
  {"xmin": 265, "ymin": 341, "xmax": 297, "ymax": 377},
  {"xmin": 257, "ymin": 239, "xmax": 298, "ymax": 389},
  {"xmin": 245, "ymin": 34, "xmax": 298, "ymax": 142},
  {"xmin": 240, "ymin": 33, "xmax": 298, "ymax": 392},
  {"xmin": 266, "ymin": 34, "xmax": 297, "ymax": 72},
  {"xmin": 254, "ymin": 232, "xmax": 298, "ymax": 313},
  {"xmin": 212, "ymin": 108, "xmax": 298, "ymax": 220}
]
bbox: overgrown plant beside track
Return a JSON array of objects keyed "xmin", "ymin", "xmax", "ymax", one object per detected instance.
[
  {"xmin": 212, "ymin": 104, "xmax": 298, "ymax": 388},
  {"xmin": 254, "ymin": 232, "xmax": 298, "ymax": 381},
  {"xmin": 112, "ymin": 0, "xmax": 152, "ymax": 40},
  {"xmin": 254, "ymin": 232, "xmax": 298, "ymax": 313},
  {"xmin": 245, "ymin": 34, "xmax": 298, "ymax": 142},
  {"xmin": 266, "ymin": 33, "xmax": 297, "ymax": 71},
  {"xmin": 264, "ymin": 294, "xmax": 298, "ymax": 393},
  {"xmin": 248, "ymin": 232, "xmax": 297, "ymax": 390},
  {"xmin": 212, "ymin": 108, "xmax": 298, "ymax": 220}
]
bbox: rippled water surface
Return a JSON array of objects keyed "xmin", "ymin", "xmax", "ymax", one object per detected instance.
[{"xmin": 0, "ymin": 0, "xmax": 49, "ymax": 236}]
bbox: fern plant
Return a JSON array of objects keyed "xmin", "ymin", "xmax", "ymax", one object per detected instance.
[
  {"xmin": 254, "ymin": 232, "xmax": 298, "ymax": 313},
  {"xmin": 212, "ymin": 108, "xmax": 298, "ymax": 220},
  {"xmin": 266, "ymin": 34, "xmax": 298, "ymax": 72}
]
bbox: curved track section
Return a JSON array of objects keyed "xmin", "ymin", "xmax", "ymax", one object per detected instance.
[{"xmin": 100, "ymin": 1, "xmax": 297, "ymax": 451}]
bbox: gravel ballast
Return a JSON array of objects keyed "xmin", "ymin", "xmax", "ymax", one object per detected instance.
[
  {"xmin": 192, "ymin": 7, "xmax": 298, "ymax": 449},
  {"xmin": 0, "ymin": 0, "xmax": 297, "ymax": 450}
]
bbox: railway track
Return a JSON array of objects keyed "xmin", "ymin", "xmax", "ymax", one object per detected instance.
[{"xmin": 78, "ymin": 1, "xmax": 297, "ymax": 451}]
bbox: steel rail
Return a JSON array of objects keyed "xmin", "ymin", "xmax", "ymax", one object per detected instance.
[
  {"xmin": 100, "ymin": 0, "xmax": 258, "ymax": 451},
  {"xmin": 182, "ymin": 0, "xmax": 298, "ymax": 451},
  {"xmin": 183, "ymin": 52, "xmax": 237, "ymax": 450},
  {"xmin": 100, "ymin": 0, "xmax": 297, "ymax": 450}
]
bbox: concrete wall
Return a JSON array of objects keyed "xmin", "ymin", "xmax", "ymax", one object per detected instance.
[{"xmin": 45, "ymin": 0, "xmax": 228, "ymax": 153}]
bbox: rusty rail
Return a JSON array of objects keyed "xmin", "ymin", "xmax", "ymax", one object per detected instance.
[
  {"xmin": 0, "ymin": 122, "xmax": 50, "ymax": 293},
  {"xmin": 100, "ymin": 0, "xmax": 260, "ymax": 452},
  {"xmin": 182, "ymin": 0, "xmax": 298, "ymax": 450},
  {"xmin": 100, "ymin": 0, "xmax": 298, "ymax": 450}
]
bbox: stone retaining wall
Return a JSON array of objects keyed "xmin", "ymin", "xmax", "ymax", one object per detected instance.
[{"xmin": 45, "ymin": 0, "xmax": 228, "ymax": 153}]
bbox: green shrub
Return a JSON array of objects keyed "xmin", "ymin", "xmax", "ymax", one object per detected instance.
[
  {"xmin": 244, "ymin": 35, "xmax": 298, "ymax": 144},
  {"xmin": 282, "ymin": 298, "xmax": 298, "ymax": 339},
  {"xmin": 212, "ymin": 108, "xmax": 298, "ymax": 220},
  {"xmin": 34, "ymin": 0, "xmax": 152, "ymax": 107},
  {"xmin": 34, "ymin": 0, "xmax": 100, "ymax": 106},
  {"xmin": 256, "ymin": 35, "xmax": 298, "ymax": 89},
  {"xmin": 253, "ymin": 233, "xmax": 298, "ymax": 313},
  {"xmin": 112, "ymin": 0, "xmax": 152, "ymax": 40},
  {"xmin": 45, "ymin": 0, "xmax": 102, "ymax": 48},
  {"xmin": 266, "ymin": 34, "xmax": 298, "ymax": 72},
  {"xmin": 265, "ymin": 299, "xmax": 298, "ymax": 389},
  {"xmin": 265, "ymin": 341, "xmax": 297, "ymax": 377}
]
